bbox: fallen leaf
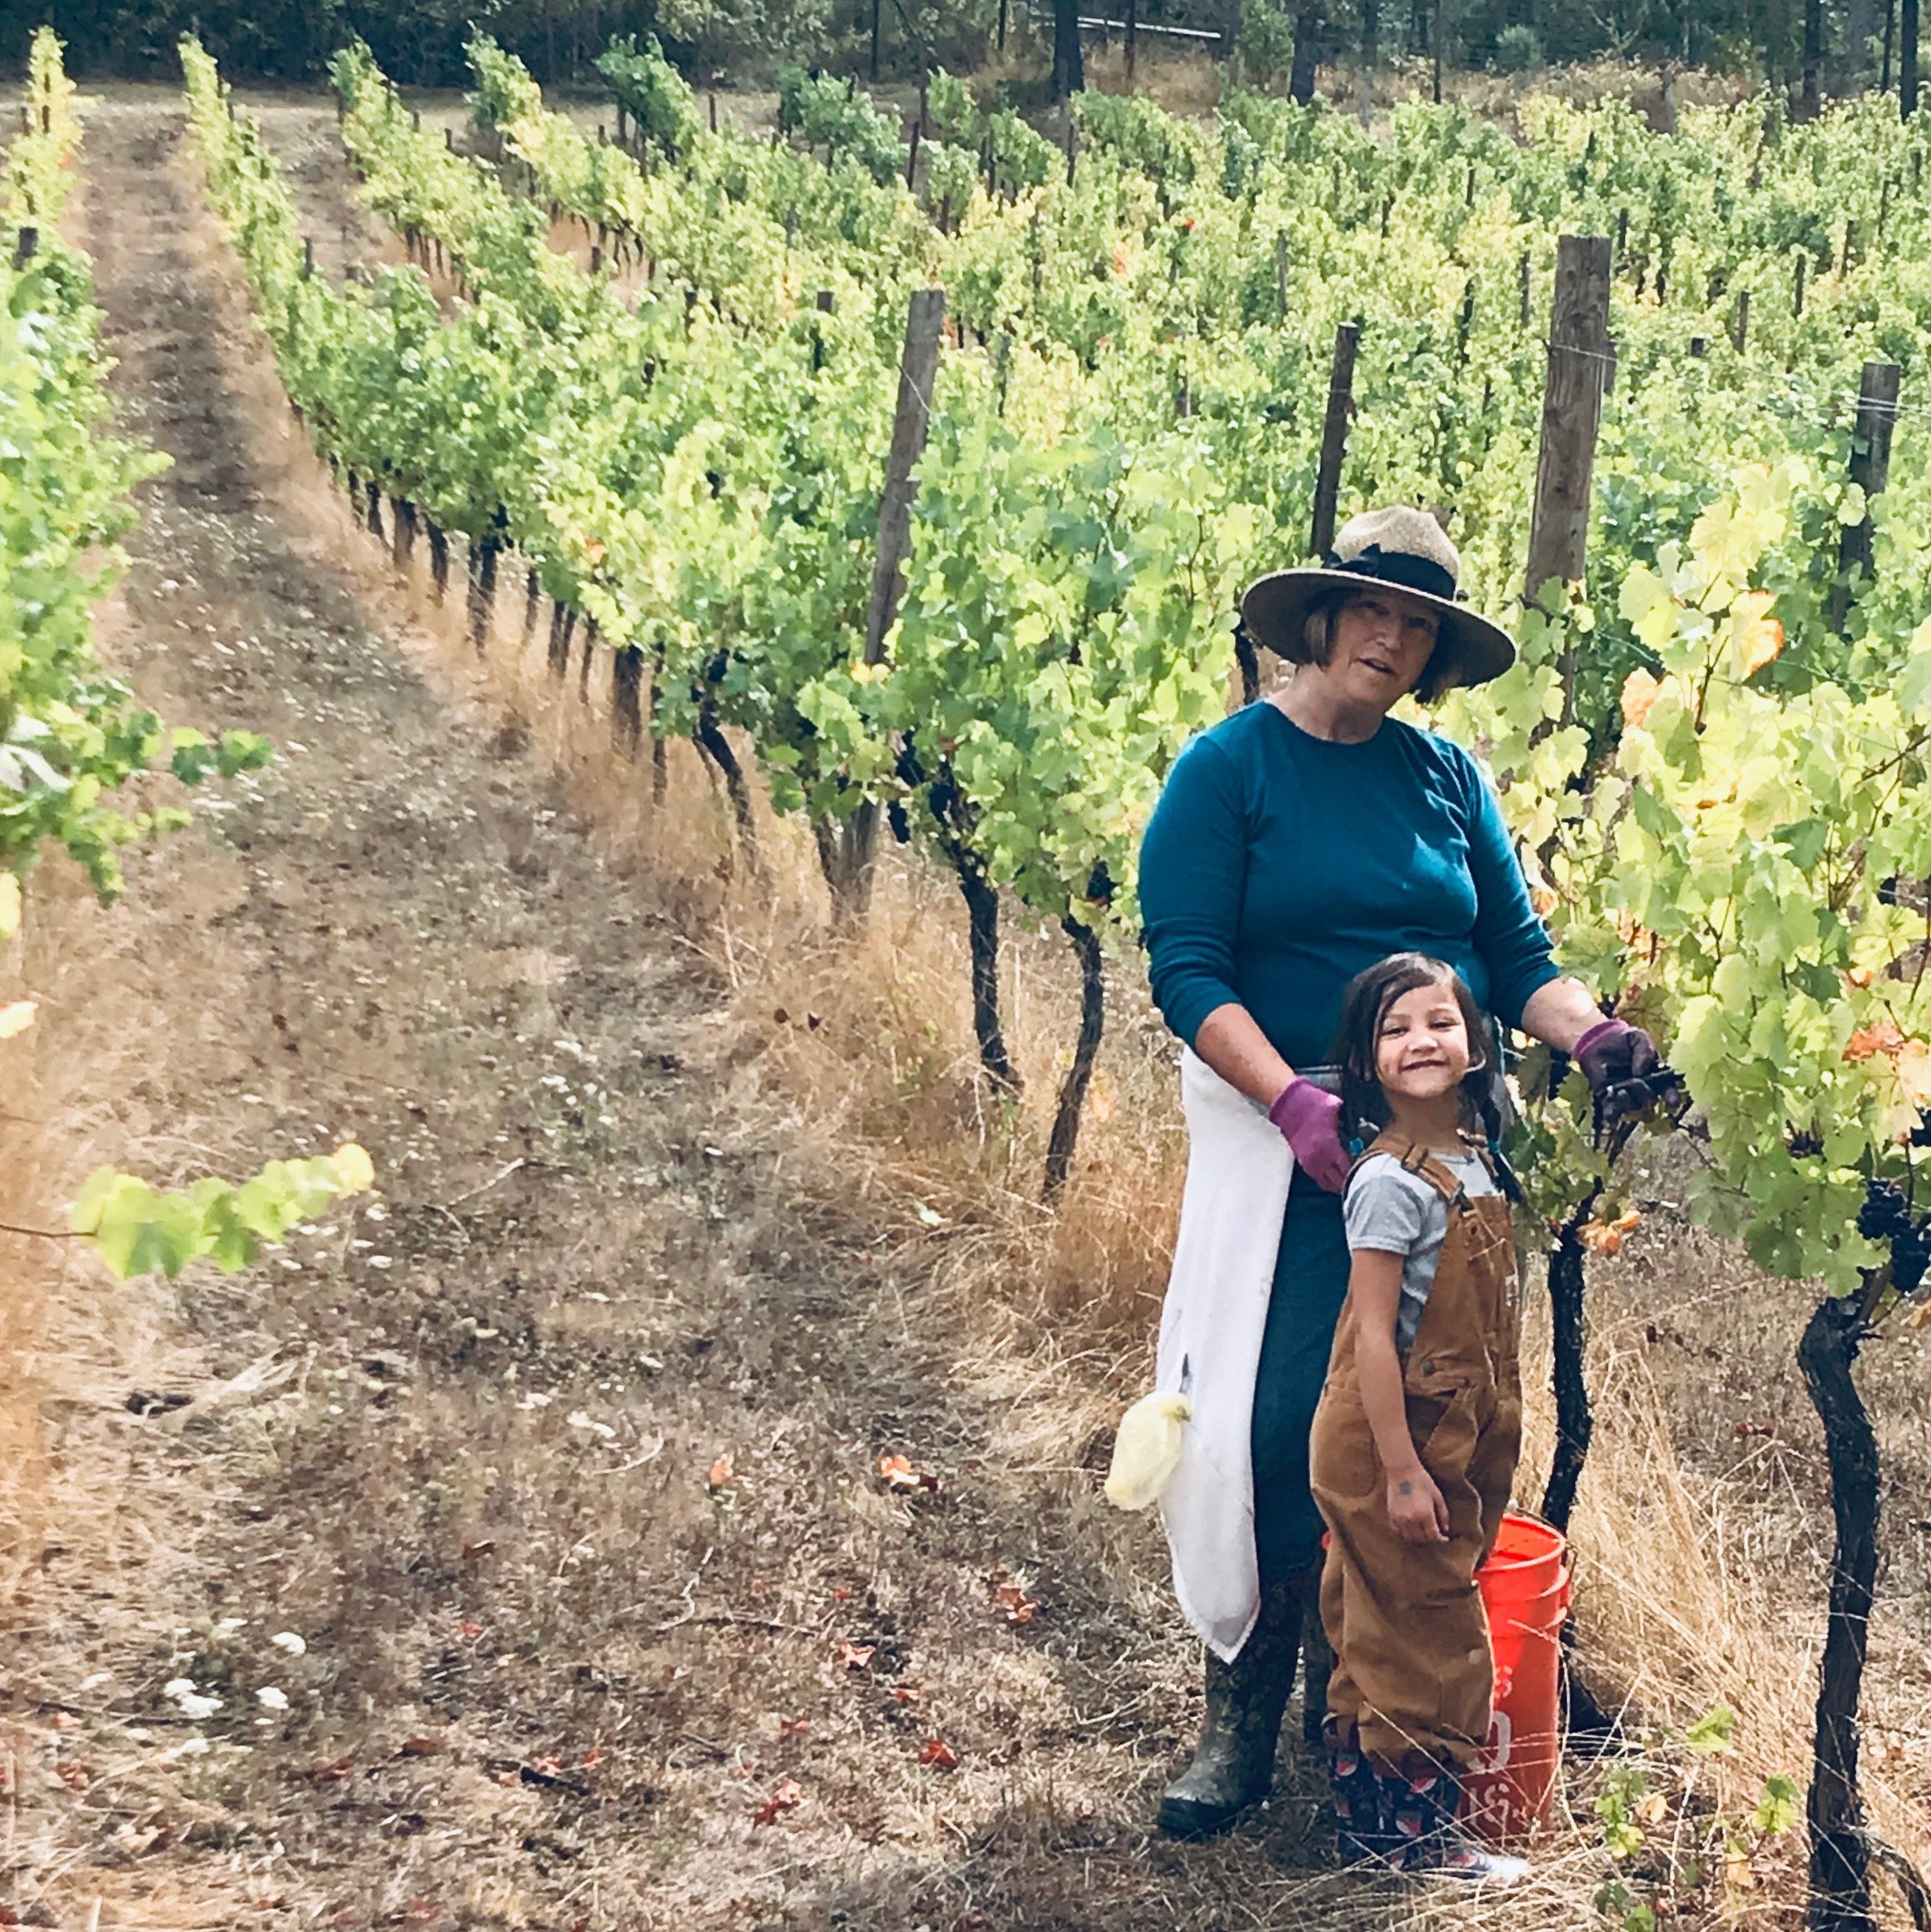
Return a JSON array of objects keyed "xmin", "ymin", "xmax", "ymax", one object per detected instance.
[
  {"xmin": 0, "ymin": 1000, "xmax": 36, "ymax": 1041},
  {"xmin": 728, "ymin": 1760, "xmax": 758, "ymax": 1780},
  {"xmin": 918, "ymin": 1737, "xmax": 960, "ymax": 1770},
  {"xmin": 1636, "ymin": 1792, "xmax": 1670, "ymax": 1826},
  {"xmin": 1735, "ymin": 1422, "xmax": 1776, "ymax": 1438},
  {"xmin": 461, "ymin": 1539, "xmax": 496, "ymax": 1561},
  {"xmin": 459, "ymin": 1620, "xmax": 484, "ymax": 1640},
  {"xmin": 778, "ymin": 1717, "xmax": 810, "ymax": 1737},
  {"xmin": 55, "ymin": 1759, "xmax": 90, "ymax": 1791},
  {"xmin": 835, "ymin": 1641, "xmax": 875, "ymax": 1670},
  {"xmin": 532, "ymin": 1755, "xmax": 563, "ymax": 1774},
  {"xmin": 890, "ymin": 1686, "xmax": 920, "ymax": 1705},
  {"xmin": 753, "ymin": 1776, "xmax": 804, "ymax": 1826},
  {"xmin": 878, "ymin": 1454, "xmax": 941, "ymax": 1495},
  {"xmin": 310, "ymin": 1755, "xmax": 356, "ymax": 1783},
  {"xmin": 398, "ymin": 1737, "xmax": 439, "ymax": 1757},
  {"xmin": 708, "ymin": 1454, "xmax": 735, "ymax": 1492},
  {"xmin": 830, "ymin": 1586, "xmax": 852, "ymax": 1602},
  {"xmin": 993, "ymin": 1581, "xmax": 1038, "ymax": 1624},
  {"xmin": 49, "ymin": 1711, "xmax": 79, "ymax": 1731}
]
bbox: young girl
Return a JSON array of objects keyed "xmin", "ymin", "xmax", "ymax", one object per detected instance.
[{"xmin": 1308, "ymin": 952, "xmax": 1530, "ymax": 1886}]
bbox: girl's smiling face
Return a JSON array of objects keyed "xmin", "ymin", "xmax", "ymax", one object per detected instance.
[{"xmin": 1374, "ymin": 978, "xmax": 1478, "ymax": 1105}]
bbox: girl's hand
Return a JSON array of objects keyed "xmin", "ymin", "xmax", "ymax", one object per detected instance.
[{"xmin": 1385, "ymin": 1464, "xmax": 1451, "ymax": 1544}]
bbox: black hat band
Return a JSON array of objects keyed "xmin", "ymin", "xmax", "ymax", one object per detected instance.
[{"xmin": 1324, "ymin": 544, "xmax": 1458, "ymax": 603}]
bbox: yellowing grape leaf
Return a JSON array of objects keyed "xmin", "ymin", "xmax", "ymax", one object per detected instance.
[
  {"xmin": 1896, "ymin": 1041, "xmax": 1931, "ymax": 1105},
  {"xmin": 1620, "ymin": 668, "xmax": 1661, "ymax": 728},
  {"xmin": 331, "ymin": 1142, "xmax": 375, "ymax": 1192},
  {"xmin": 0, "ymin": 1000, "xmax": 36, "ymax": 1040},
  {"xmin": 1729, "ymin": 592, "xmax": 1784, "ymax": 677},
  {"xmin": 1844, "ymin": 1021, "xmax": 1905, "ymax": 1063},
  {"xmin": 0, "ymin": 871, "xmax": 19, "ymax": 941}
]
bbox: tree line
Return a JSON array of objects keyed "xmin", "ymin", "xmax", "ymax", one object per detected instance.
[{"xmin": 4, "ymin": 0, "xmax": 1921, "ymax": 104}]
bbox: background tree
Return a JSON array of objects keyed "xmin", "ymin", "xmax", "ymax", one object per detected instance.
[{"xmin": 1053, "ymin": 0, "xmax": 1084, "ymax": 98}]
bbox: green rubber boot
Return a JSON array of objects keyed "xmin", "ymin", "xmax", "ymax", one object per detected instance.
[{"xmin": 1156, "ymin": 1575, "xmax": 1304, "ymax": 1841}]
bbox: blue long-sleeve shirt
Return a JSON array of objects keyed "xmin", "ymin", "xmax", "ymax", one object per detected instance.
[{"xmin": 1138, "ymin": 703, "xmax": 1560, "ymax": 1069}]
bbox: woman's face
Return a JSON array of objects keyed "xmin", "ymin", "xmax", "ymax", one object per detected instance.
[
  {"xmin": 1320, "ymin": 590, "xmax": 1442, "ymax": 710},
  {"xmin": 1374, "ymin": 979, "xmax": 1476, "ymax": 1105}
]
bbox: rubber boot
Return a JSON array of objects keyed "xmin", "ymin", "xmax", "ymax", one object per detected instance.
[
  {"xmin": 1296, "ymin": 1561, "xmax": 1334, "ymax": 1748},
  {"xmin": 1327, "ymin": 1717, "xmax": 1399, "ymax": 1868},
  {"xmin": 1380, "ymin": 1758, "xmax": 1530, "ymax": 1886},
  {"xmin": 1155, "ymin": 1575, "xmax": 1301, "ymax": 1840}
]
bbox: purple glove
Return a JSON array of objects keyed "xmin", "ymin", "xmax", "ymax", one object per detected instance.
[
  {"xmin": 1573, "ymin": 1017, "xmax": 1661, "ymax": 1092},
  {"xmin": 1268, "ymin": 1078, "xmax": 1352, "ymax": 1195}
]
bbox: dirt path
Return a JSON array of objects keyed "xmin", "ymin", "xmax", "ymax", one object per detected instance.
[{"xmin": 0, "ymin": 95, "xmax": 1372, "ymax": 1932}]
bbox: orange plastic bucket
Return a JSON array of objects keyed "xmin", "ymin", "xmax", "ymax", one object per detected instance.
[{"xmin": 1461, "ymin": 1511, "xmax": 1570, "ymax": 1844}]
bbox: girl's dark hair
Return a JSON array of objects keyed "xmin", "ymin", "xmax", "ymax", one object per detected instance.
[{"xmin": 1333, "ymin": 952, "xmax": 1505, "ymax": 1152}]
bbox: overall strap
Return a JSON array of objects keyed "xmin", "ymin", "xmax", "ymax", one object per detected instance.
[{"xmin": 1352, "ymin": 1132, "xmax": 1470, "ymax": 1210}]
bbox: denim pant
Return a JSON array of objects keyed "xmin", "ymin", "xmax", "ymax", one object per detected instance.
[{"xmin": 1251, "ymin": 1166, "xmax": 1352, "ymax": 1586}]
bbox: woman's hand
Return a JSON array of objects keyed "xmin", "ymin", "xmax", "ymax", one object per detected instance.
[
  {"xmin": 1268, "ymin": 1078, "xmax": 1352, "ymax": 1193},
  {"xmin": 1573, "ymin": 1016, "xmax": 1661, "ymax": 1089},
  {"xmin": 1385, "ymin": 1461, "xmax": 1451, "ymax": 1544}
]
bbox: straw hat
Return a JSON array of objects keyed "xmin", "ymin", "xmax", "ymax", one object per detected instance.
[{"xmin": 1239, "ymin": 506, "xmax": 1516, "ymax": 691}]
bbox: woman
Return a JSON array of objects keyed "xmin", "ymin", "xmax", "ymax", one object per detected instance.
[{"xmin": 1137, "ymin": 506, "xmax": 1658, "ymax": 1840}]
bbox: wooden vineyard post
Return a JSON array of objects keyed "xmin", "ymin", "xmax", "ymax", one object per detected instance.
[
  {"xmin": 1126, "ymin": 0, "xmax": 1139, "ymax": 83},
  {"xmin": 1310, "ymin": 321, "xmax": 1361, "ymax": 559},
  {"xmin": 1526, "ymin": 233, "xmax": 1613, "ymax": 726},
  {"xmin": 811, "ymin": 287, "xmax": 834, "ymax": 373},
  {"xmin": 1519, "ymin": 248, "xmax": 1531, "ymax": 330},
  {"xmin": 1734, "ymin": 288, "xmax": 1750, "ymax": 352},
  {"xmin": 12, "ymin": 224, "xmax": 35, "ymax": 268},
  {"xmin": 1275, "ymin": 230, "xmax": 1290, "ymax": 322},
  {"xmin": 1062, "ymin": 103, "xmax": 1077, "ymax": 186},
  {"xmin": 1796, "ymin": 250, "xmax": 1808, "ymax": 316},
  {"xmin": 827, "ymin": 287, "xmax": 946, "ymax": 924},
  {"xmin": 1830, "ymin": 360, "xmax": 1901, "ymax": 633}
]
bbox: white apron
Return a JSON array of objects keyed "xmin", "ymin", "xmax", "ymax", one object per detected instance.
[{"xmin": 1155, "ymin": 1046, "xmax": 1298, "ymax": 1662}]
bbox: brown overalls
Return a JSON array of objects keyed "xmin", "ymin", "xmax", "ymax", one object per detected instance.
[{"xmin": 1308, "ymin": 1133, "xmax": 1523, "ymax": 1771}]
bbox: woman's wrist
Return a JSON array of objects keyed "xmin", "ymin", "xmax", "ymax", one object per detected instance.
[{"xmin": 1519, "ymin": 975, "xmax": 1608, "ymax": 1055}]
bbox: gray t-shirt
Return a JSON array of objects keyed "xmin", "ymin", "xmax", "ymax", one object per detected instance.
[{"xmin": 1345, "ymin": 1149, "xmax": 1499, "ymax": 1353}]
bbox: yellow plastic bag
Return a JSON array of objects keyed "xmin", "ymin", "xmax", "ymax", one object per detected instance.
[{"xmin": 1104, "ymin": 1391, "xmax": 1192, "ymax": 1512}]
